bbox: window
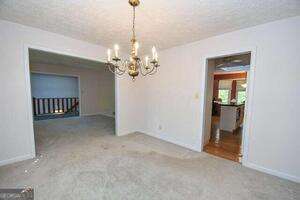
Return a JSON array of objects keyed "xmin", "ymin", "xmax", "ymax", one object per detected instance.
[
  {"xmin": 237, "ymin": 91, "xmax": 246, "ymax": 104},
  {"xmin": 218, "ymin": 89, "xmax": 230, "ymax": 104}
]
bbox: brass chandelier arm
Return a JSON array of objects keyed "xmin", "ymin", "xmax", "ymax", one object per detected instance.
[
  {"xmin": 138, "ymin": 60, "xmax": 158, "ymax": 76},
  {"xmin": 140, "ymin": 67, "xmax": 150, "ymax": 76},
  {"xmin": 107, "ymin": 63, "xmax": 126, "ymax": 76},
  {"xmin": 148, "ymin": 66, "xmax": 158, "ymax": 75},
  {"xmin": 116, "ymin": 64, "xmax": 126, "ymax": 72},
  {"xmin": 137, "ymin": 60, "xmax": 148, "ymax": 76},
  {"xmin": 141, "ymin": 66, "xmax": 154, "ymax": 76},
  {"xmin": 107, "ymin": 64, "xmax": 117, "ymax": 74},
  {"xmin": 110, "ymin": 60, "xmax": 127, "ymax": 72}
]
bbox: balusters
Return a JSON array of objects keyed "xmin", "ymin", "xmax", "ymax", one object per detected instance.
[
  {"xmin": 74, "ymin": 98, "xmax": 77, "ymax": 112},
  {"xmin": 57, "ymin": 98, "xmax": 60, "ymax": 112},
  {"xmin": 32, "ymin": 97, "xmax": 79, "ymax": 116},
  {"xmin": 52, "ymin": 98, "xmax": 55, "ymax": 113},
  {"xmin": 47, "ymin": 98, "xmax": 50, "ymax": 114},
  {"xmin": 66, "ymin": 98, "xmax": 69, "ymax": 111},
  {"xmin": 61, "ymin": 98, "xmax": 63, "ymax": 112},
  {"xmin": 32, "ymin": 97, "xmax": 37, "ymax": 116},
  {"xmin": 37, "ymin": 99, "xmax": 41, "ymax": 115}
]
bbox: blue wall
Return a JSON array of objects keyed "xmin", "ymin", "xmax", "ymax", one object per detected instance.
[{"xmin": 30, "ymin": 73, "xmax": 79, "ymax": 98}]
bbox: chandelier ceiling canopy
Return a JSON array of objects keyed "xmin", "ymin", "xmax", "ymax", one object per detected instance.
[{"xmin": 106, "ymin": 0, "xmax": 159, "ymax": 80}]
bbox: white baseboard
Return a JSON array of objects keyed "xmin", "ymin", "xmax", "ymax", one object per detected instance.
[
  {"xmin": 116, "ymin": 131, "xmax": 135, "ymax": 137},
  {"xmin": 81, "ymin": 112, "xmax": 115, "ymax": 118},
  {"xmin": 140, "ymin": 131, "xmax": 201, "ymax": 152},
  {"xmin": 243, "ymin": 161, "xmax": 300, "ymax": 183},
  {"xmin": 0, "ymin": 154, "xmax": 35, "ymax": 167}
]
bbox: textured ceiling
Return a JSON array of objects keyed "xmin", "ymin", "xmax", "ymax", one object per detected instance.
[
  {"xmin": 214, "ymin": 53, "xmax": 251, "ymax": 67},
  {"xmin": 29, "ymin": 49, "xmax": 106, "ymax": 70},
  {"xmin": 213, "ymin": 53, "xmax": 250, "ymax": 74},
  {"xmin": 1, "ymin": 0, "xmax": 300, "ymax": 54}
]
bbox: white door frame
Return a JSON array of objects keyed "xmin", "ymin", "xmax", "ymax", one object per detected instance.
[
  {"xmin": 199, "ymin": 47, "xmax": 257, "ymax": 164},
  {"xmin": 23, "ymin": 44, "xmax": 118, "ymax": 157}
]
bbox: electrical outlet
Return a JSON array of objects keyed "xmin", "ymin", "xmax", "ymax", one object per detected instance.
[{"xmin": 158, "ymin": 125, "xmax": 162, "ymax": 130}]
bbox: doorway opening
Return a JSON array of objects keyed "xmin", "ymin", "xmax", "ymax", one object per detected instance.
[
  {"xmin": 26, "ymin": 47, "xmax": 116, "ymax": 157},
  {"xmin": 202, "ymin": 52, "xmax": 251, "ymax": 163}
]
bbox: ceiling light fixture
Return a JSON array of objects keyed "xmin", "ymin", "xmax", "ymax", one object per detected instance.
[{"xmin": 106, "ymin": 0, "xmax": 159, "ymax": 80}]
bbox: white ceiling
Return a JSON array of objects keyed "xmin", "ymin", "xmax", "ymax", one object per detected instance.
[
  {"xmin": 1, "ymin": 0, "xmax": 300, "ymax": 54},
  {"xmin": 214, "ymin": 53, "xmax": 250, "ymax": 73},
  {"xmin": 29, "ymin": 49, "xmax": 106, "ymax": 70}
]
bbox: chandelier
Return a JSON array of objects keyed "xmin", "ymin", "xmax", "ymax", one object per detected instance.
[{"xmin": 106, "ymin": 0, "xmax": 159, "ymax": 80}]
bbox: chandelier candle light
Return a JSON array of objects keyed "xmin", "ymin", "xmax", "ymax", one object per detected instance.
[{"xmin": 106, "ymin": 0, "xmax": 159, "ymax": 80}]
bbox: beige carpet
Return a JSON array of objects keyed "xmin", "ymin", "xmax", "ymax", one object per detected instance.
[{"xmin": 0, "ymin": 115, "xmax": 299, "ymax": 199}]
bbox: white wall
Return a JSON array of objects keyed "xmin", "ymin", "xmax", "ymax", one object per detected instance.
[
  {"xmin": 115, "ymin": 75, "xmax": 145, "ymax": 136},
  {"xmin": 137, "ymin": 16, "xmax": 300, "ymax": 182},
  {"xmin": 30, "ymin": 63, "xmax": 114, "ymax": 117},
  {"xmin": 31, "ymin": 73, "xmax": 79, "ymax": 98},
  {"xmin": 0, "ymin": 20, "xmax": 135, "ymax": 166}
]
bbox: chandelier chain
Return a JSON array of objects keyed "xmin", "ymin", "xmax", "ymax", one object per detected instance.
[{"xmin": 132, "ymin": 6, "xmax": 136, "ymax": 40}]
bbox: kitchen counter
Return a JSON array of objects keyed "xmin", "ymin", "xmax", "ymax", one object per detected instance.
[{"xmin": 220, "ymin": 104, "xmax": 244, "ymax": 132}]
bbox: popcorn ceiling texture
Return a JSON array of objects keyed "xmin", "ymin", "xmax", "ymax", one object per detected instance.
[{"xmin": 0, "ymin": 0, "xmax": 300, "ymax": 54}]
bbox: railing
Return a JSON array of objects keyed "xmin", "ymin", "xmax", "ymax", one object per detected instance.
[{"xmin": 32, "ymin": 97, "xmax": 79, "ymax": 116}]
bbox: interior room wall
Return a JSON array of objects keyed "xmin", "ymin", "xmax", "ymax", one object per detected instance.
[
  {"xmin": 30, "ymin": 63, "xmax": 114, "ymax": 117},
  {"xmin": 116, "ymin": 77, "xmax": 144, "ymax": 135},
  {"xmin": 137, "ymin": 16, "xmax": 300, "ymax": 182},
  {"xmin": 30, "ymin": 73, "xmax": 79, "ymax": 98},
  {"xmin": 0, "ymin": 20, "xmax": 135, "ymax": 166}
]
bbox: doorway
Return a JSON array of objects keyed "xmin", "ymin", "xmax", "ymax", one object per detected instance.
[
  {"xmin": 201, "ymin": 52, "xmax": 253, "ymax": 163},
  {"xmin": 25, "ymin": 47, "xmax": 116, "ymax": 157}
]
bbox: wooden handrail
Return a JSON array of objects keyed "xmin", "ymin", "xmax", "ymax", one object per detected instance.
[{"xmin": 65, "ymin": 101, "xmax": 79, "ymax": 114}]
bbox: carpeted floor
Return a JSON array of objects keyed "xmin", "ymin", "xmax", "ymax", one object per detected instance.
[{"xmin": 0, "ymin": 115, "xmax": 299, "ymax": 199}]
